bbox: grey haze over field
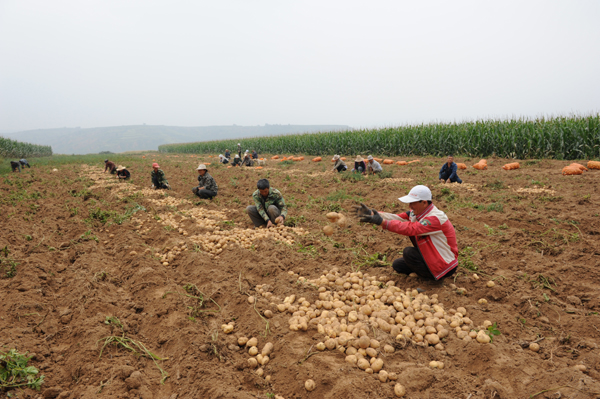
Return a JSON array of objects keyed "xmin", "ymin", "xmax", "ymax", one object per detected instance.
[{"xmin": 1, "ymin": 1, "xmax": 599, "ymax": 152}]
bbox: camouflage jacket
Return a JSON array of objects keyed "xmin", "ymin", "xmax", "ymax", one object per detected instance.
[
  {"xmin": 151, "ymin": 169, "xmax": 168, "ymax": 186},
  {"xmin": 197, "ymin": 172, "xmax": 218, "ymax": 193},
  {"xmin": 252, "ymin": 188, "xmax": 287, "ymax": 222}
]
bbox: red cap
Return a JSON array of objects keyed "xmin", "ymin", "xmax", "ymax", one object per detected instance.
[{"xmin": 152, "ymin": 163, "xmax": 159, "ymax": 168}]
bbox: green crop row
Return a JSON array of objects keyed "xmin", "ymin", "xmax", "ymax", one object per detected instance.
[
  {"xmin": 158, "ymin": 115, "xmax": 600, "ymax": 160},
  {"xmin": 0, "ymin": 137, "xmax": 52, "ymax": 158}
]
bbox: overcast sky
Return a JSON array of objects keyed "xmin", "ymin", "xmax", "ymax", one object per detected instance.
[{"xmin": 1, "ymin": 1, "xmax": 598, "ymax": 132}]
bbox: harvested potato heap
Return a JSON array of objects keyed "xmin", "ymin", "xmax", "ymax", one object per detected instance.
[
  {"xmin": 155, "ymin": 241, "xmax": 189, "ymax": 265},
  {"xmin": 323, "ymin": 212, "xmax": 348, "ymax": 236},
  {"xmin": 147, "ymin": 196, "xmax": 192, "ymax": 207},
  {"xmin": 256, "ymin": 268, "xmax": 496, "ymax": 384},
  {"xmin": 379, "ymin": 178, "xmax": 414, "ymax": 183},
  {"xmin": 237, "ymin": 336, "xmax": 275, "ymax": 380}
]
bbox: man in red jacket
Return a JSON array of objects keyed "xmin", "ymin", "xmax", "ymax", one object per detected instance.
[{"xmin": 356, "ymin": 185, "xmax": 458, "ymax": 280}]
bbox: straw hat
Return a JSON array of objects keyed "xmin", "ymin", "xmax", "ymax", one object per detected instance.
[
  {"xmin": 355, "ymin": 155, "xmax": 364, "ymax": 162},
  {"xmin": 116, "ymin": 165, "xmax": 126, "ymax": 171},
  {"xmin": 197, "ymin": 164, "xmax": 207, "ymax": 170},
  {"xmin": 367, "ymin": 155, "xmax": 374, "ymax": 161},
  {"xmin": 332, "ymin": 155, "xmax": 340, "ymax": 161}
]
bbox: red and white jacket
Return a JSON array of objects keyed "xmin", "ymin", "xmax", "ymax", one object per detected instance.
[{"xmin": 380, "ymin": 203, "xmax": 458, "ymax": 280}]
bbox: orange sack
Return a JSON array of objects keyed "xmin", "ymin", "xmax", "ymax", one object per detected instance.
[
  {"xmin": 473, "ymin": 159, "xmax": 487, "ymax": 170},
  {"xmin": 456, "ymin": 163, "xmax": 467, "ymax": 169},
  {"xmin": 312, "ymin": 157, "xmax": 322, "ymax": 162},
  {"xmin": 374, "ymin": 158, "xmax": 383, "ymax": 162},
  {"xmin": 271, "ymin": 155, "xmax": 279, "ymax": 160},
  {"xmin": 502, "ymin": 162, "xmax": 520, "ymax": 170},
  {"xmin": 293, "ymin": 156, "xmax": 304, "ymax": 161},
  {"xmin": 562, "ymin": 165, "xmax": 583, "ymax": 175},
  {"xmin": 383, "ymin": 159, "xmax": 394, "ymax": 164},
  {"xmin": 341, "ymin": 157, "xmax": 346, "ymax": 161},
  {"xmin": 255, "ymin": 166, "xmax": 263, "ymax": 169},
  {"xmin": 396, "ymin": 161, "xmax": 408, "ymax": 166},
  {"xmin": 588, "ymin": 161, "xmax": 600, "ymax": 170},
  {"xmin": 570, "ymin": 163, "xmax": 588, "ymax": 171},
  {"xmin": 408, "ymin": 159, "xmax": 420, "ymax": 164}
]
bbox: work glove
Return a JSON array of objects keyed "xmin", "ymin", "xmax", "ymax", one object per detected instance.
[
  {"xmin": 352, "ymin": 203, "xmax": 373, "ymax": 217},
  {"xmin": 360, "ymin": 210, "xmax": 383, "ymax": 226}
]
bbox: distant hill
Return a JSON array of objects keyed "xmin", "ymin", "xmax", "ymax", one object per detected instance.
[{"xmin": 6, "ymin": 124, "xmax": 350, "ymax": 155}]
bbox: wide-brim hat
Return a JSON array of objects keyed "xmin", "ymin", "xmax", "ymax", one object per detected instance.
[
  {"xmin": 367, "ymin": 155, "xmax": 374, "ymax": 161},
  {"xmin": 355, "ymin": 155, "xmax": 364, "ymax": 162},
  {"xmin": 332, "ymin": 155, "xmax": 340, "ymax": 161},
  {"xmin": 116, "ymin": 165, "xmax": 126, "ymax": 171},
  {"xmin": 197, "ymin": 164, "xmax": 207, "ymax": 170}
]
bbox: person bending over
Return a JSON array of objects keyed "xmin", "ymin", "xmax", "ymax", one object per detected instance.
[
  {"xmin": 246, "ymin": 179, "xmax": 287, "ymax": 228},
  {"xmin": 355, "ymin": 185, "xmax": 458, "ymax": 281},
  {"xmin": 331, "ymin": 155, "xmax": 347, "ymax": 173}
]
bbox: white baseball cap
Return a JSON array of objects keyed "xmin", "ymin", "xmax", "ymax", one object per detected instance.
[
  {"xmin": 196, "ymin": 164, "xmax": 207, "ymax": 170},
  {"xmin": 399, "ymin": 185, "xmax": 432, "ymax": 203}
]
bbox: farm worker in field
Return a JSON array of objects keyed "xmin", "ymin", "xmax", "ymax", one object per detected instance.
[
  {"xmin": 151, "ymin": 163, "xmax": 170, "ymax": 189},
  {"xmin": 232, "ymin": 154, "xmax": 242, "ymax": 167},
  {"xmin": 116, "ymin": 165, "xmax": 130, "ymax": 180},
  {"xmin": 352, "ymin": 156, "xmax": 366, "ymax": 174},
  {"xmin": 367, "ymin": 155, "xmax": 382, "ymax": 174},
  {"xmin": 10, "ymin": 161, "xmax": 21, "ymax": 172},
  {"xmin": 237, "ymin": 143, "xmax": 242, "ymax": 158},
  {"xmin": 355, "ymin": 185, "xmax": 458, "ymax": 281},
  {"xmin": 224, "ymin": 149, "xmax": 231, "ymax": 159},
  {"xmin": 104, "ymin": 159, "xmax": 117, "ymax": 174},
  {"xmin": 252, "ymin": 150, "xmax": 258, "ymax": 160},
  {"xmin": 19, "ymin": 159, "xmax": 31, "ymax": 169},
  {"xmin": 219, "ymin": 154, "xmax": 229, "ymax": 164},
  {"xmin": 247, "ymin": 179, "xmax": 287, "ymax": 228},
  {"xmin": 439, "ymin": 156, "xmax": 462, "ymax": 184},
  {"xmin": 331, "ymin": 155, "xmax": 347, "ymax": 173},
  {"xmin": 242, "ymin": 153, "xmax": 254, "ymax": 167},
  {"xmin": 192, "ymin": 164, "xmax": 218, "ymax": 200}
]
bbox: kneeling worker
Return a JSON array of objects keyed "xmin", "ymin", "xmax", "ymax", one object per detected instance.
[
  {"xmin": 331, "ymin": 155, "xmax": 347, "ymax": 173},
  {"xmin": 192, "ymin": 164, "xmax": 218, "ymax": 200},
  {"xmin": 232, "ymin": 154, "xmax": 242, "ymax": 167},
  {"xmin": 151, "ymin": 163, "xmax": 170, "ymax": 189},
  {"xmin": 439, "ymin": 155, "xmax": 462, "ymax": 184},
  {"xmin": 355, "ymin": 185, "xmax": 458, "ymax": 280},
  {"xmin": 246, "ymin": 179, "xmax": 287, "ymax": 228}
]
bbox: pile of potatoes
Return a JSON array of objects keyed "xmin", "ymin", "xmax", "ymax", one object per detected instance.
[
  {"xmin": 155, "ymin": 241, "xmax": 189, "ymax": 266},
  {"xmin": 188, "ymin": 224, "xmax": 306, "ymax": 256},
  {"xmin": 379, "ymin": 178, "xmax": 414, "ymax": 184},
  {"xmin": 236, "ymin": 337, "xmax": 275, "ymax": 380},
  {"xmin": 515, "ymin": 187, "xmax": 556, "ymax": 195},
  {"xmin": 254, "ymin": 268, "xmax": 496, "ymax": 394},
  {"xmin": 147, "ymin": 196, "xmax": 192, "ymax": 207}
]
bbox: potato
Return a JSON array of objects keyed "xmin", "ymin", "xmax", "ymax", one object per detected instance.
[
  {"xmin": 248, "ymin": 346, "xmax": 258, "ymax": 356},
  {"xmin": 429, "ymin": 361, "xmax": 439, "ymax": 368},
  {"xmin": 437, "ymin": 361, "xmax": 445, "ymax": 369},
  {"xmin": 263, "ymin": 310, "xmax": 273, "ymax": 318},
  {"xmin": 478, "ymin": 298, "xmax": 488, "ymax": 305},
  {"xmin": 238, "ymin": 337, "xmax": 249, "ymax": 346},
  {"xmin": 256, "ymin": 367, "xmax": 264, "ymax": 377},
  {"xmin": 247, "ymin": 358, "xmax": 258, "ymax": 368},
  {"xmin": 326, "ymin": 212, "xmax": 340, "ymax": 222},
  {"xmin": 486, "ymin": 281, "xmax": 495, "ymax": 288},
  {"xmin": 378, "ymin": 370, "xmax": 388, "ymax": 383},
  {"xmin": 456, "ymin": 307, "xmax": 467, "ymax": 316},
  {"xmin": 366, "ymin": 348, "xmax": 377, "ymax": 357},
  {"xmin": 260, "ymin": 356, "xmax": 270, "ymax": 366},
  {"xmin": 316, "ymin": 342, "xmax": 326, "ymax": 351},
  {"xmin": 323, "ymin": 225, "xmax": 334, "ymax": 236},
  {"xmin": 476, "ymin": 332, "xmax": 490, "ymax": 344},
  {"xmin": 247, "ymin": 337, "xmax": 258, "ymax": 347},
  {"xmin": 304, "ymin": 379, "xmax": 316, "ymax": 392},
  {"xmin": 345, "ymin": 355, "xmax": 357, "ymax": 365},
  {"xmin": 574, "ymin": 364, "xmax": 587, "ymax": 372},
  {"xmin": 221, "ymin": 324, "xmax": 234, "ymax": 334},
  {"xmin": 325, "ymin": 339, "xmax": 337, "ymax": 350},
  {"xmin": 357, "ymin": 358, "xmax": 370, "ymax": 370},
  {"xmin": 365, "ymin": 367, "xmax": 373, "ymax": 374},
  {"xmin": 371, "ymin": 358, "xmax": 384, "ymax": 372},
  {"xmin": 383, "ymin": 344, "xmax": 395, "ymax": 354},
  {"xmin": 529, "ymin": 343, "xmax": 540, "ymax": 352},
  {"xmin": 358, "ymin": 336, "xmax": 370, "ymax": 349},
  {"xmin": 248, "ymin": 296, "xmax": 256, "ymax": 304},
  {"xmin": 388, "ymin": 372, "xmax": 398, "ymax": 381},
  {"xmin": 394, "ymin": 383, "xmax": 406, "ymax": 397},
  {"xmin": 262, "ymin": 342, "xmax": 274, "ymax": 356}
]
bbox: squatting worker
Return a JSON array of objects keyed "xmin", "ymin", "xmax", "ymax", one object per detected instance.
[
  {"xmin": 192, "ymin": 164, "xmax": 218, "ymax": 200},
  {"xmin": 252, "ymin": 150, "xmax": 258, "ymax": 160},
  {"xmin": 219, "ymin": 154, "xmax": 229, "ymax": 164},
  {"xmin": 355, "ymin": 185, "xmax": 458, "ymax": 280},
  {"xmin": 151, "ymin": 162, "xmax": 170, "ymax": 189},
  {"xmin": 331, "ymin": 155, "xmax": 347, "ymax": 173},
  {"xmin": 232, "ymin": 154, "xmax": 242, "ymax": 167},
  {"xmin": 19, "ymin": 159, "xmax": 31, "ymax": 169},
  {"xmin": 225, "ymin": 149, "xmax": 231, "ymax": 159},
  {"xmin": 439, "ymin": 155, "xmax": 462, "ymax": 184},
  {"xmin": 242, "ymin": 153, "xmax": 253, "ymax": 167},
  {"xmin": 246, "ymin": 179, "xmax": 287, "ymax": 228},
  {"xmin": 116, "ymin": 165, "xmax": 131, "ymax": 180},
  {"xmin": 104, "ymin": 159, "xmax": 117, "ymax": 174},
  {"xmin": 352, "ymin": 155, "xmax": 366, "ymax": 174},
  {"xmin": 367, "ymin": 155, "xmax": 382, "ymax": 174}
]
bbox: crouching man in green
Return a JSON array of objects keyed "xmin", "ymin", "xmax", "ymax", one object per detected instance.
[{"xmin": 246, "ymin": 179, "xmax": 287, "ymax": 228}]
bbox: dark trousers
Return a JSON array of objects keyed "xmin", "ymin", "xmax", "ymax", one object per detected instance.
[
  {"xmin": 152, "ymin": 176, "xmax": 169, "ymax": 189},
  {"xmin": 392, "ymin": 246, "xmax": 456, "ymax": 281},
  {"xmin": 440, "ymin": 172, "xmax": 462, "ymax": 183},
  {"xmin": 109, "ymin": 168, "xmax": 117, "ymax": 175},
  {"xmin": 336, "ymin": 165, "xmax": 347, "ymax": 172},
  {"xmin": 195, "ymin": 189, "xmax": 216, "ymax": 199},
  {"xmin": 11, "ymin": 162, "xmax": 21, "ymax": 172}
]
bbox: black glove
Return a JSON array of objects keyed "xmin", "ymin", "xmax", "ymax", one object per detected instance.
[
  {"xmin": 360, "ymin": 210, "xmax": 383, "ymax": 225},
  {"xmin": 352, "ymin": 203, "xmax": 373, "ymax": 217}
]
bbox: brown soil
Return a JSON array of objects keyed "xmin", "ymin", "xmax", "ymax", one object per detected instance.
[{"xmin": 1, "ymin": 155, "xmax": 600, "ymax": 399}]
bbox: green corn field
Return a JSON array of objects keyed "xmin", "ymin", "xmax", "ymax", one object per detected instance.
[
  {"xmin": 0, "ymin": 136, "xmax": 52, "ymax": 158},
  {"xmin": 158, "ymin": 115, "xmax": 600, "ymax": 160}
]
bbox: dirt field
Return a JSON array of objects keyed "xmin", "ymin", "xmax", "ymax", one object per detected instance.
[{"xmin": 1, "ymin": 154, "xmax": 600, "ymax": 399}]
